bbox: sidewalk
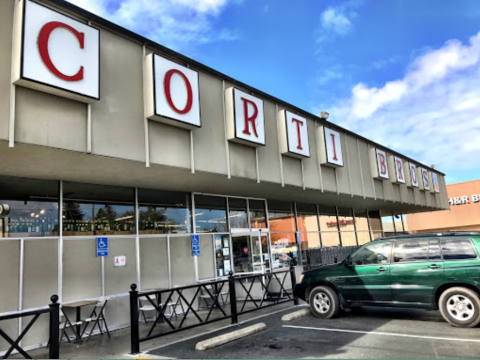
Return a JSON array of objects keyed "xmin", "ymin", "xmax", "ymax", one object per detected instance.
[{"xmin": 11, "ymin": 302, "xmax": 303, "ymax": 359}]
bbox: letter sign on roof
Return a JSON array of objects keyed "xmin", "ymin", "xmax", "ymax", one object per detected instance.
[
  {"xmin": 146, "ymin": 54, "xmax": 201, "ymax": 129},
  {"xmin": 370, "ymin": 148, "xmax": 389, "ymax": 180},
  {"xmin": 225, "ymin": 87, "xmax": 265, "ymax": 147},
  {"xmin": 278, "ymin": 110, "xmax": 310, "ymax": 158},
  {"xmin": 388, "ymin": 155, "xmax": 405, "ymax": 184},
  {"xmin": 14, "ymin": 0, "xmax": 100, "ymax": 102},
  {"xmin": 432, "ymin": 172, "xmax": 440, "ymax": 193},
  {"xmin": 318, "ymin": 126, "xmax": 343, "ymax": 167},
  {"xmin": 418, "ymin": 168, "xmax": 430, "ymax": 191}
]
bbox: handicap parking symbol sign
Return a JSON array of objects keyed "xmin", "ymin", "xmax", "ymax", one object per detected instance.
[
  {"xmin": 191, "ymin": 234, "xmax": 200, "ymax": 256},
  {"xmin": 97, "ymin": 237, "xmax": 109, "ymax": 257}
]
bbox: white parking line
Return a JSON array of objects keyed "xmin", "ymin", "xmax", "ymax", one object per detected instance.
[{"xmin": 283, "ymin": 325, "xmax": 480, "ymax": 343}]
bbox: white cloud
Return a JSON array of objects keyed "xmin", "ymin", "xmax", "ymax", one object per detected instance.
[
  {"xmin": 66, "ymin": 0, "xmax": 239, "ymax": 54},
  {"xmin": 315, "ymin": 2, "xmax": 362, "ymax": 46},
  {"xmin": 329, "ymin": 31, "xmax": 480, "ymax": 175},
  {"xmin": 320, "ymin": 7, "xmax": 352, "ymax": 36}
]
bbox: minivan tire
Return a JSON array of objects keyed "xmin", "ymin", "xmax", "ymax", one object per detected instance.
[
  {"xmin": 309, "ymin": 286, "xmax": 340, "ymax": 319},
  {"xmin": 439, "ymin": 287, "xmax": 480, "ymax": 328}
]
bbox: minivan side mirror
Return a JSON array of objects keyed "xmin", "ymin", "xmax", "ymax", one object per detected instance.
[{"xmin": 345, "ymin": 257, "xmax": 355, "ymax": 268}]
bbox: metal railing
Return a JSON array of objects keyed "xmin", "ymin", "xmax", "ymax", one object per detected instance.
[
  {"xmin": 129, "ymin": 265, "xmax": 298, "ymax": 354},
  {"xmin": 303, "ymin": 246, "xmax": 359, "ymax": 270},
  {"xmin": 0, "ymin": 295, "xmax": 60, "ymax": 359}
]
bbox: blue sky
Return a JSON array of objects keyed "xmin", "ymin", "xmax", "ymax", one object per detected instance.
[{"xmin": 69, "ymin": 0, "xmax": 480, "ymax": 184}]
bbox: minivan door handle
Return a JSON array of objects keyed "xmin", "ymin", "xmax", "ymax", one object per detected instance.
[
  {"xmin": 430, "ymin": 264, "xmax": 441, "ymax": 269},
  {"xmin": 377, "ymin": 267, "xmax": 387, "ymax": 272}
]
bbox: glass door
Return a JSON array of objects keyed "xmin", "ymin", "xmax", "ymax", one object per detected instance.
[{"xmin": 231, "ymin": 232, "xmax": 265, "ymax": 274}]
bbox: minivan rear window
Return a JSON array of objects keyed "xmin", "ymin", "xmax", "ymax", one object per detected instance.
[{"xmin": 440, "ymin": 239, "xmax": 477, "ymax": 260}]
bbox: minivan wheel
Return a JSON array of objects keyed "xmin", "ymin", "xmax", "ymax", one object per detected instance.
[
  {"xmin": 439, "ymin": 287, "xmax": 480, "ymax": 328},
  {"xmin": 309, "ymin": 286, "xmax": 340, "ymax": 319}
]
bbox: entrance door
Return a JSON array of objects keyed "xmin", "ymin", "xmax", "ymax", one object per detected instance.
[{"xmin": 231, "ymin": 232, "xmax": 264, "ymax": 274}]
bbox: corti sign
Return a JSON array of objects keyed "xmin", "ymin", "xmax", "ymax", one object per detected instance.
[
  {"xmin": 225, "ymin": 87, "xmax": 266, "ymax": 147},
  {"xmin": 278, "ymin": 110, "xmax": 310, "ymax": 158},
  {"xmin": 318, "ymin": 126, "xmax": 343, "ymax": 167},
  {"xmin": 145, "ymin": 53, "xmax": 201, "ymax": 129},
  {"xmin": 14, "ymin": 0, "xmax": 100, "ymax": 102}
]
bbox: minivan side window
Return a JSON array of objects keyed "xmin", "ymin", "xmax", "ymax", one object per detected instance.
[
  {"xmin": 394, "ymin": 239, "xmax": 443, "ymax": 262},
  {"xmin": 440, "ymin": 239, "xmax": 477, "ymax": 260},
  {"xmin": 351, "ymin": 242, "xmax": 391, "ymax": 265}
]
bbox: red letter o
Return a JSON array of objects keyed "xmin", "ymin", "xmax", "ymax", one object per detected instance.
[{"xmin": 164, "ymin": 69, "xmax": 193, "ymax": 114}]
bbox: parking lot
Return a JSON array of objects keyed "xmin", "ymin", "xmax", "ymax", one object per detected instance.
[{"xmin": 148, "ymin": 305, "xmax": 480, "ymax": 359}]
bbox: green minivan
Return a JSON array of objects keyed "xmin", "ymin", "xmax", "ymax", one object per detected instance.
[{"xmin": 294, "ymin": 232, "xmax": 480, "ymax": 327}]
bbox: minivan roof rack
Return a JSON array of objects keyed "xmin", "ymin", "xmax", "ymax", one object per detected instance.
[{"xmin": 378, "ymin": 231, "xmax": 480, "ymax": 241}]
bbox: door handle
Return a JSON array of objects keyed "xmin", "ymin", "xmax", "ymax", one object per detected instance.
[
  {"xmin": 377, "ymin": 267, "xmax": 387, "ymax": 272},
  {"xmin": 430, "ymin": 264, "xmax": 441, "ymax": 269}
]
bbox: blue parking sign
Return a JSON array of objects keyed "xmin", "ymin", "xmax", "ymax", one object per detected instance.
[
  {"xmin": 192, "ymin": 234, "xmax": 200, "ymax": 256},
  {"xmin": 97, "ymin": 237, "xmax": 109, "ymax": 257}
]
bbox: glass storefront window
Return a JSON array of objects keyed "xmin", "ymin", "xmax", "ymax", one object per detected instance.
[
  {"xmin": 337, "ymin": 208, "xmax": 355, "ymax": 232},
  {"xmin": 0, "ymin": 176, "xmax": 59, "ymax": 238},
  {"xmin": 354, "ymin": 210, "xmax": 370, "ymax": 232},
  {"xmin": 194, "ymin": 195, "xmax": 228, "ymax": 233},
  {"xmin": 318, "ymin": 205, "xmax": 338, "ymax": 231},
  {"xmin": 369, "ymin": 211, "xmax": 382, "ymax": 232},
  {"xmin": 139, "ymin": 189, "xmax": 190, "ymax": 234},
  {"xmin": 228, "ymin": 198, "xmax": 248, "ymax": 230},
  {"xmin": 268, "ymin": 200, "xmax": 295, "ymax": 232},
  {"xmin": 320, "ymin": 231, "xmax": 341, "ymax": 247},
  {"xmin": 381, "ymin": 212, "xmax": 394, "ymax": 234},
  {"xmin": 63, "ymin": 182, "xmax": 135, "ymax": 236},
  {"xmin": 296, "ymin": 203, "xmax": 319, "ymax": 232},
  {"xmin": 270, "ymin": 232, "xmax": 297, "ymax": 268},
  {"xmin": 249, "ymin": 200, "xmax": 267, "ymax": 229},
  {"xmin": 341, "ymin": 232, "xmax": 357, "ymax": 246},
  {"xmin": 357, "ymin": 231, "xmax": 371, "ymax": 245}
]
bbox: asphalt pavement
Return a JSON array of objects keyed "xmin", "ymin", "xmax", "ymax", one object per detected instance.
[{"xmin": 148, "ymin": 305, "xmax": 480, "ymax": 359}]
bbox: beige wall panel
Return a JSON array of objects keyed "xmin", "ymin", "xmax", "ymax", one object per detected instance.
[
  {"xmin": 91, "ymin": 30, "xmax": 145, "ymax": 162},
  {"xmin": 15, "ymin": 87, "xmax": 87, "ymax": 152},
  {"xmin": 438, "ymin": 175, "xmax": 449, "ymax": 209},
  {"xmin": 198, "ymin": 235, "xmax": 214, "ymax": 280},
  {"xmin": 420, "ymin": 191, "xmax": 427, "ymax": 207},
  {"xmin": 63, "ymin": 239, "xmax": 102, "ymax": 303},
  {"xmin": 413, "ymin": 188, "xmax": 421, "ymax": 205},
  {"xmin": 335, "ymin": 133, "xmax": 350, "ymax": 194},
  {"xmin": 434, "ymin": 193, "xmax": 441, "ymax": 208},
  {"xmin": 0, "ymin": 0, "xmax": 13, "ymax": 141},
  {"xmin": 105, "ymin": 238, "xmax": 136, "ymax": 296},
  {"xmin": 399, "ymin": 183, "xmax": 409, "ymax": 204},
  {"xmin": 393, "ymin": 184, "xmax": 401, "ymax": 202},
  {"xmin": 170, "ymin": 236, "xmax": 196, "ymax": 308},
  {"xmin": 282, "ymin": 156, "xmax": 302, "ymax": 187},
  {"xmin": 358, "ymin": 141, "xmax": 375, "ymax": 198},
  {"xmin": 302, "ymin": 119, "xmax": 321, "ymax": 190},
  {"xmin": 140, "ymin": 237, "xmax": 168, "ymax": 291},
  {"xmin": 23, "ymin": 240, "xmax": 58, "ymax": 310},
  {"xmin": 374, "ymin": 179, "xmax": 384, "ymax": 200},
  {"xmin": 0, "ymin": 319, "xmax": 17, "ymax": 352},
  {"xmin": 408, "ymin": 188, "xmax": 415, "ymax": 204},
  {"xmin": 229, "ymin": 142, "xmax": 256, "ymax": 179},
  {"xmin": 321, "ymin": 167, "xmax": 337, "ymax": 193},
  {"xmin": 104, "ymin": 297, "xmax": 130, "ymax": 328},
  {"xmin": 193, "ymin": 73, "xmax": 227, "ymax": 175},
  {"xmin": 0, "ymin": 241, "xmax": 19, "ymax": 313},
  {"xmin": 345, "ymin": 135, "xmax": 363, "ymax": 196},
  {"xmin": 258, "ymin": 101, "xmax": 281, "ymax": 183},
  {"xmin": 21, "ymin": 314, "xmax": 49, "ymax": 348},
  {"xmin": 149, "ymin": 121, "xmax": 191, "ymax": 169}
]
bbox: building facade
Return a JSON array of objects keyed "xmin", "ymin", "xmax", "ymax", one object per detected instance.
[
  {"xmin": 407, "ymin": 180, "xmax": 480, "ymax": 233},
  {"xmin": 0, "ymin": 0, "xmax": 449, "ymax": 352}
]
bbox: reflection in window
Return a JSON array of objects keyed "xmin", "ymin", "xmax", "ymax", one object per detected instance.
[
  {"xmin": 354, "ymin": 210, "xmax": 370, "ymax": 231},
  {"xmin": 228, "ymin": 198, "xmax": 248, "ymax": 230},
  {"xmin": 296, "ymin": 203, "xmax": 319, "ymax": 232},
  {"xmin": 0, "ymin": 176, "xmax": 59, "ymax": 238},
  {"xmin": 321, "ymin": 231, "xmax": 340, "ymax": 247},
  {"xmin": 394, "ymin": 239, "xmax": 429, "ymax": 262},
  {"xmin": 194, "ymin": 195, "xmax": 228, "ymax": 233},
  {"xmin": 268, "ymin": 200, "xmax": 295, "ymax": 232},
  {"xmin": 357, "ymin": 232, "xmax": 371, "ymax": 245},
  {"xmin": 139, "ymin": 189, "xmax": 190, "ymax": 234},
  {"xmin": 369, "ymin": 211, "xmax": 382, "ymax": 232},
  {"xmin": 249, "ymin": 200, "xmax": 267, "ymax": 229},
  {"xmin": 63, "ymin": 181, "xmax": 134, "ymax": 236},
  {"xmin": 441, "ymin": 239, "xmax": 477, "ymax": 260},
  {"xmin": 352, "ymin": 241, "xmax": 391, "ymax": 265},
  {"xmin": 270, "ymin": 232, "xmax": 297, "ymax": 269},
  {"xmin": 341, "ymin": 232, "xmax": 357, "ymax": 246},
  {"xmin": 318, "ymin": 205, "xmax": 337, "ymax": 231},
  {"xmin": 337, "ymin": 208, "xmax": 355, "ymax": 233}
]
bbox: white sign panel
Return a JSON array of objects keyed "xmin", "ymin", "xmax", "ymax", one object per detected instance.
[
  {"xmin": 146, "ymin": 54, "xmax": 201, "ymax": 129},
  {"xmin": 225, "ymin": 88, "xmax": 265, "ymax": 146},
  {"xmin": 15, "ymin": 0, "xmax": 100, "ymax": 102},
  {"xmin": 285, "ymin": 111, "xmax": 310, "ymax": 157},
  {"xmin": 408, "ymin": 163, "xmax": 419, "ymax": 187},
  {"xmin": 394, "ymin": 156, "xmax": 405, "ymax": 184},
  {"xmin": 114, "ymin": 255, "xmax": 126, "ymax": 267},
  {"xmin": 318, "ymin": 127, "xmax": 343, "ymax": 167},
  {"xmin": 420, "ymin": 168, "xmax": 430, "ymax": 191},
  {"xmin": 432, "ymin": 172, "xmax": 440, "ymax": 193},
  {"xmin": 375, "ymin": 149, "xmax": 389, "ymax": 179}
]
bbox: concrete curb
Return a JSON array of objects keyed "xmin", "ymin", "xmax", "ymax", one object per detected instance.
[
  {"xmin": 281, "ymin": 308, "xmax": 311, "ymax": 321},
  {"xmin": 195, "ymin": 323, "xmax": 267, "ymax": 351}
]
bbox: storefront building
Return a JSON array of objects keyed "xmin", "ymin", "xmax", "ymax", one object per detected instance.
[
  {"xmin": 407, "ymin": 180, "xmax": 480, "ymax": 233},
  {"xmin": 0, "ymin": 0, "xmax": 449, "ymax": 351}
]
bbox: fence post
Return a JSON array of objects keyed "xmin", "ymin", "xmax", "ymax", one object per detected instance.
[
  {"xmin": 290, "ymin": 263, "xmax": 299, "ymax": 306},
  {"xmin": 228, "ymin": 271, "xmax": 238, "ymax": 324},
  {"xmin": 130, "ymin": 284, "xmax": 140, "ymax": 355},
  {"xmin": 48, "ymin": 295, "xmax": 60, "ymax": 359}
]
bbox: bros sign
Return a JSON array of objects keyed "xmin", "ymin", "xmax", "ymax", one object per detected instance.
[
  {"xmin": 318, "ymin": 126, "xmax": 343, "ymax": 167},
  {"xmin": 226, "ymin": 88, "xmax": 266, "ymax": 146},
  {"xmin": 146, "ymin": 54, "xmax": 201, "ymax": 129},
  {"xmin": 278, "ymin": 110, "xmax": 310, "ymax": 158},
  {"xmin": 370, "ymin": 148, "xmax": 389, "ymax": 180},
  {"xmin": 14, "ymin": 0, "xmax": 100, "ymax": 102},
  {"xmin": 388, "ymin": 155, "xmax": 405, "ymax": 184}
]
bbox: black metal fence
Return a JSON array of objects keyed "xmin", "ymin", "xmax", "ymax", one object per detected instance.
[
  {"xmin": 0, "ymin": 295, "xmax": 60, "ymax": 359},
  {"xmin": 130, "ymin": 266, "xmax": 298, "ymax": 354},
  {"xmin": 303, "ymin": 246, "xmax": 359, "ymax": 270}
]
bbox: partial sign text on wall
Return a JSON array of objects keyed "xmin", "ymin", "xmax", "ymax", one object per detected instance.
[
  {"xmin": 318, "ymin": 126, "xmax": 343, "ymax": 167},
  {"xmin": 278, "ymin": 110, "xmax": 310, "ymax": 158}
]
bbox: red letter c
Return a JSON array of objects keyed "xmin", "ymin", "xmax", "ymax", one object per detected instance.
[{"xmin": 38, "ymin": 21, "xmax": 84, "ymax": 82}]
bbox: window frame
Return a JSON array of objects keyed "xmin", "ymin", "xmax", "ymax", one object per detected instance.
[
  {"xmin": 439, "ymin": 237, "xmax": 479, "ymax": 262},
  {"xmin": 350, "ymin": 240, "xmax": 393, "ymax": 267}
]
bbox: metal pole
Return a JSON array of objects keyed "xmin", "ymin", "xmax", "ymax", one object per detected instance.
[
  {"xmin": 228, "ymin": 271, "xmax": 238, "ymax": 324},
  {"xmin": 290, "ymin": 263, "xmax": 299, "ymax": 306},
  {"xmin": 129, "ymin": 284, "xmax": 140, "ymax": 354},
  {"xmin": 49, "ymin": 295, "xmax": 60, "ymax": 359}
]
